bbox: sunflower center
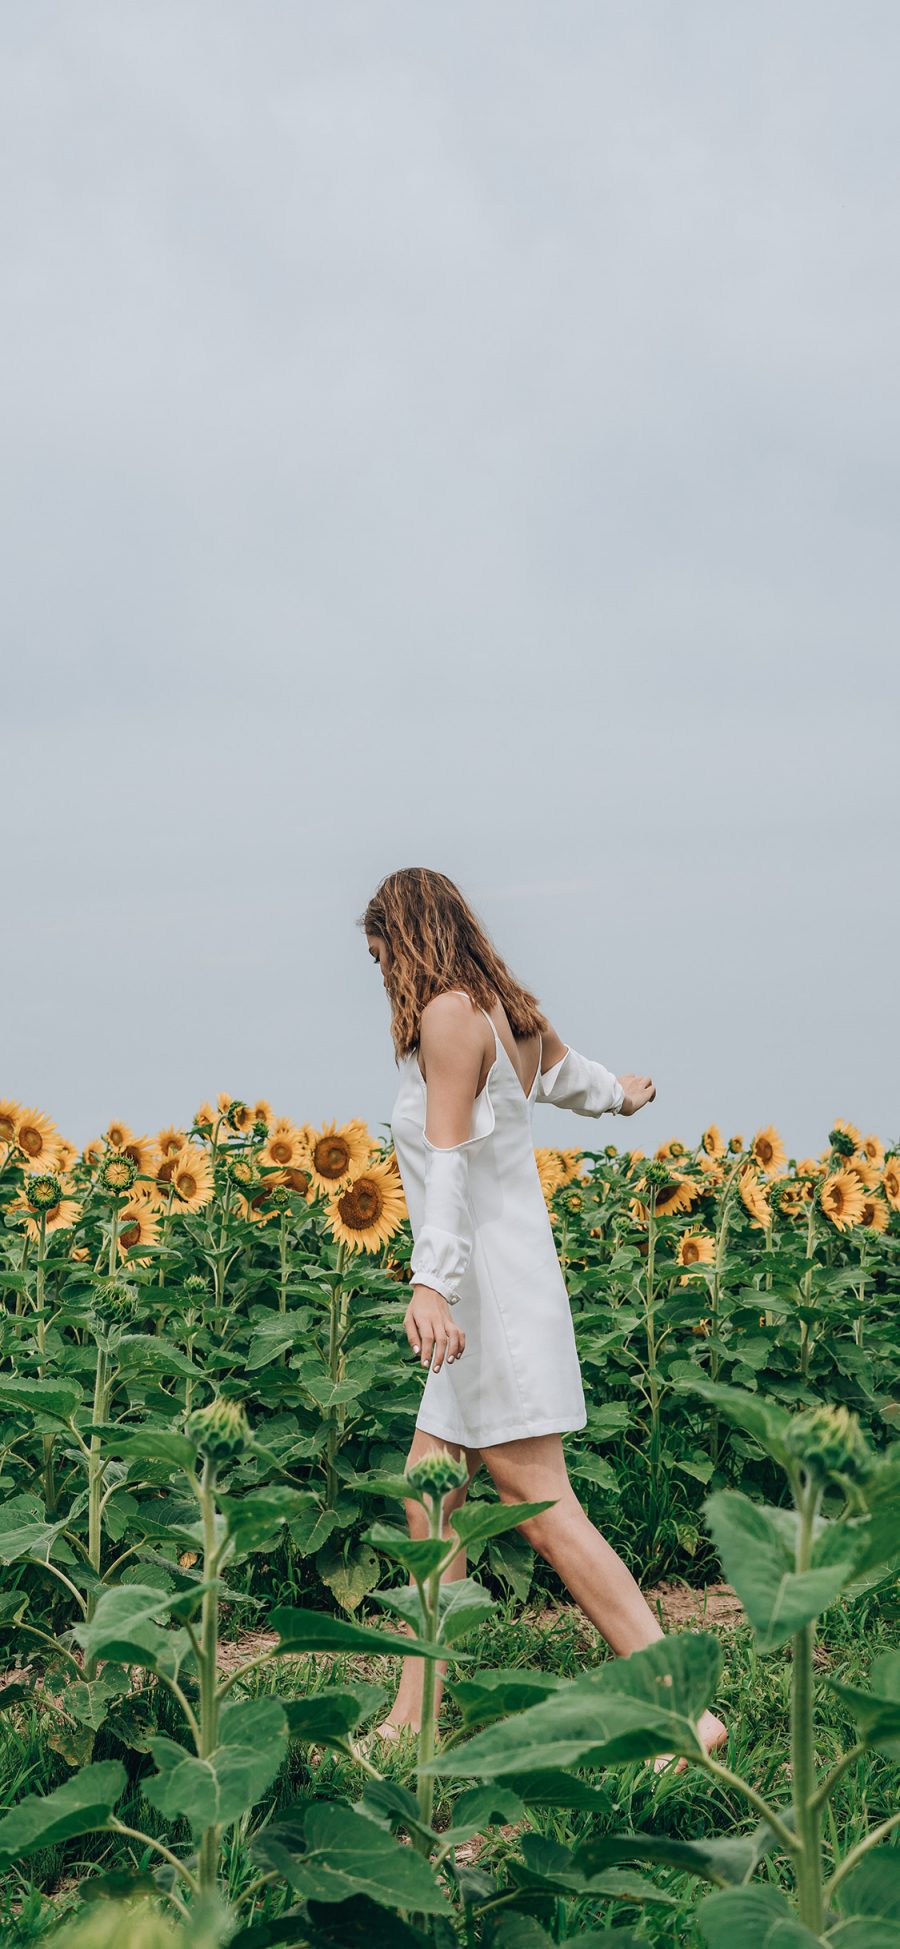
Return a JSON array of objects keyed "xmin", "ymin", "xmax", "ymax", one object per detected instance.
[
  {"xmin": 316, "ymin": 1138, "xmax": 351, "ymax": 1178},
  {"xmin": 20, "ymin": 1127, "xmax": 43, "ymax": 1157},
  {"xmin": 683, "ymin": 1241, "xmax": 700, "ymax": 1262},
  {"xmin": 178, "ymin": 1174, "xmax": 197, "ymax": 1200},
  {"xmin": 338, "ymin": 1178, "xmax": 383, "ymax": 1228},
  {"xmin": 758, "ymin": 1140, "xmax": 773, "ymax": 1164},
  {"xmin": 271, "ymin": 1139, "xmax": 293, "ymax": 1164},
  {"xmin": 120, "ymin": 1223, "xmax": 141, "ymax": 1248}
]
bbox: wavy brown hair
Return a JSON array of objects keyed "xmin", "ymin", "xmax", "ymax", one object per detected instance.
[{"xmin": 358, "ymin": 868, "xmax": 550, "ymax": 1062}]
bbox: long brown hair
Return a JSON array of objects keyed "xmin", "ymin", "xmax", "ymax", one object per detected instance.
[{"xmin": 359, "ymin": 868, "xmax": 549, "ymax": 1062}]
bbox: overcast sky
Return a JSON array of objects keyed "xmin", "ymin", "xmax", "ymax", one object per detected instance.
[{"xmin": 3, "ymin": 2, "xmax": 898, "ymax": 1160}]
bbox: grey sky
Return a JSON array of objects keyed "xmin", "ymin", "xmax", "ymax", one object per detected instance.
[{"xmin": 4, "ymin": 2, "xmax": 898, "ymax": 1159}]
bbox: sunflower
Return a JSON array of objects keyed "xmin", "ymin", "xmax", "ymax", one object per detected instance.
[
  {"xmin": 325, "ymin": 1160, "xmax": 408, "ymax": 1256},
  {"xmin": 629, "ymin": 1197, "xmax": 649, "ymax": 1226},
  {"xmin": 750, "ymin": 1127, "xmax": 787, "ymax": 1177},
  {"xmin": 169, "ymin": 1147, "xmax": 215, "ymax": 1212},
  {"xmin": 82, "ymin": 1139, "xmax": 104, "ymax": 1168},
  {"xmin": 655, "ymin": 1140, "xmax": 687, "ymax": 1162},
  {"xmin": 697, "ymin": 1152, "xmax": 726, "ymax": 1182},
  {"xmin": 251, "ymin": 1099, "xmax": 273, "ymax": 1129},
  {"xmin": 881, "ymin": 1159, "xmax": 900, "ymax": 1213},
  {"xmin": 117, "ymin": 1194, "xmax": 162, "ymax": 1265},
  {"xmin": 846, "ymin": 1155, "xmax": 880, "ymax": 1190},
  {"xmin": 55, "ymin": 1139, "xmax": 79, "ymax": 1173},
  {"xmin": 701, "ymin": 1124, "xmax": 726, "ymax": 1158},
  {"xmin": 728, "ymin": 1135, "xmax": 745, "ymax": 1154},
  {"xmin": 676, "ymin": 1228, "xmax": 715, "ymax": 1284},
  {"xmin": 105, "ymin": 1121, "xmax": 134, "ymax": 1152},
  {"xmin": 635, "ymin": 1171, "xmax": 697, "ymax": 1218},
  {"xmin": 860, "ymin": 1134, "xmax": 885, "ymax": 1170},
  {"xmin": 773, "ymin": 1179, "xmax": 812, "ymax": 1221},
  {"xmin": 306, "ymin": 1121, "xmax": 372, "ymax": 1195},
  {"xmin": 0, "ymin": 1100, "xmax": 22, "ymax": 1147},
  {"xmin": 119, "ymin": 1134, "xmax": 162, "ymax": 1177},
  {"xmin": 830, "ymin": 1118, "xmax": 862, "ymax": 1151},
  {"xmin": 740, "ymin": 1166, "xmax": 772, "ymax": 1230},
  {"xmin": 224, "ymin": 1100, "xmax": 255, "ymax": 1135},
  {"xmin": 819, "ymin": 1169, "xmax": 865, "ymax": 1232},
  {"xmin": 259, "ymin": 1124, "xmax": 307, "ymax": 1171},
  {"xmin": 194, "ymin": 1103, "xmax": 217, "ymax": 1136},
  {"xmin": 344, "ymin": 1118, "xmax": 377, "ymax": 1157},
  {"xmin": 548, "ymin": 1148, "xmax": 586, "ymax": 1186},
  {"xmin": 535, "ymin": 1149, "xmax": 568, "ymax": 1202},
  {"xmin": 8, "ymin": 1181, "xmax": 83, "ymax": 1240},
  {"xmin": 15, "ymin": 1106, "xmax": 61, "ymax": 1169},
  {"xmin": 275, "ymin": 1164, "xmax": 313, "ymax": 1198},
  {"xmin": 236, "ymin": 1185, "xmax": 280, "ymax": 1227},
  {"xmin": 796, "ymin": 1157, "xmax": 825, "ymax": 1180},
  {"xmin": 859, "ymin": 1194, "xmax": 889, "ymax": 1234},
  {"xmin": 141, "ymin": 1156, "xmax": 179, "ymax": 1208},
  {"xmin": 156, "ymin": 1126, "xmax": 188, "ymax": 1159}
]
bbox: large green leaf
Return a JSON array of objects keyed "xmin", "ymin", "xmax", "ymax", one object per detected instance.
[
  {"xmin": 425, "ymin": 1634, "xmax": 720, "ymax": 1777},
  {"xmin": 251, "ymin": 1802, "xmax": 450, "ymax": 1915},
  {"xmin": 269, "ymin": 1605, "xmax": 452, "ymax": 1661},
  {"xmin": 436, "ymin": 1576, "xmax": 496, "ymax": 1644},
  {"xmin": 75, "ymin": 1584, "xmax": 173, "ymax": 1668},
  {"xmin": 365, "ymin": 1523, "xmax": 449, "ymax": 1579},
  {"xmin": 144, "ymin": 1698, "xmax": 287, "ymax": 1833},
  {"xmin": 448, "ymin": 1499, "xmax": 554, "ymax": 1550},
  {"xmin": 574, "ymin": 1817, "xmax": 787, "ymax": 1889},
  {"xmin": 220, "ymin": 1486, "xmax": 317, "ymax": 1557},
  {"xmin": 446, "ymin": 1668, "xmax": 564, "ymax": 1728},
  {"xmin": 698, "ymin": 1885, "xmax": 822, "ymax": 1948},
  {"xmin": 674, "ymin": 1378, "xmax": 793, "ymax": 1466},
  {"xmin": 705, "ymin": 1490, "xmax": 855, "ymax": 1651},
  {"xmin": 106, "ymin": 1427, "xmax": 198, "ymax": 1470},
  {"xmin": 0, "ymin": 1761, "xmax": 126, "ymax": 1867},
  {"xmin": 0, "ymin": 1376, "xmax": 81, "ymax": 1424},
  {"xmin": 830, "ymin": 1848, "xmax": 900, "ymax": 1946},
  {"xmin": 0, "ymin": 1493, "xmax": 69, "ymax": 1564},
  {"xmin": 828, "ymin": 1650, "xmax": 900, "ymax": 1759},
  {"xmin": 283, "ymin": 1685, "xmax": 386, "ymax": 1748}
]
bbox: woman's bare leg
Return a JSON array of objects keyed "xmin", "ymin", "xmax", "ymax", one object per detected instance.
[
  {"xmin": 478, "ymin": 1432, "xmax": 726, "ymax": 1760},
  {"xmin": 377, "ymin": 1427, "xmax": 482, "ymax": 1736}
]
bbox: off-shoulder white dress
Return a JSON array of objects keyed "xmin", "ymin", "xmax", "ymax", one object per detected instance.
[{"xmin": 389, "ymin": 996, "xmax": 625, "ymax": 1449}]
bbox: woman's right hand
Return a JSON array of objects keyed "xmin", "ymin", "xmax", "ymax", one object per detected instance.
[
  {"xmin": 617, "ymin": 1072, "xmax": 656, "ymax": 1115},
  {"xmin": 404, "ymin": 1285, "xmax": 466, "ymax": 1372}
]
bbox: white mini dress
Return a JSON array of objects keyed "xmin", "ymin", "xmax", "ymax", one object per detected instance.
[{"xmin": 389, "ymin": 996, "xmax": 625, "ymax": 1450}]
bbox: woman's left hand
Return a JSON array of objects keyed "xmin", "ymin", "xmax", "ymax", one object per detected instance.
[{"xmin": 617, "ymin": 1072, "xmax": 656, "ymax": 1114}]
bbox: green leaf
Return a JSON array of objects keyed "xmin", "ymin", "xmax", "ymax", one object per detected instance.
[
  {"xmin": 144, "ymin": 1698, "xmax": 287, "ymax": 1833},
  {"xmin": 283, "ymin": 1684, "xmax": 387, "ymax": 1748},
  {"xmin": 107, "ymin": 1428, "xmax": 198, "ymax": 1470},
  {"xmin": 316, "ymin": 1541, "xmax": 382, "ymax": 1613},
  {"xmin": 828, "ymin": 1651, "xmax": 900, "ymax": 1759},
  {"xmin": 365, "ymin": 1522, "xmax": 448, "ymax": 1579},
  {"xmin": 0, "ymin": 1376, "xmax": 82, "ymax": 1422},
  {"xmin": 251, "ymin": 1802, "xmax": 450, "ymax": 1915},
  {"xmin": 574, "ymin": 1817, "xmax": 787, "ymax": 1889},
  {"xmin": 673, "ymin": 1378, "xmax": 793, "ymax": 1466},
  {"xmin": 116, "ymin": 1335, "xmax": 200, "ymax": 1379},
  {"xmin": 75, "ymin": 1584, "xmax": 172, "ymax": 1668},
  {"xmin": 446, "ymin": 1668, "xmax": 564, "ymax": 1728},
  {"xmin": 269, "ymin": 1605, "xmax": 451, "ymax": 1661},
  {"xmin": 448, "ymin": 1499, "xmax": 554, "ymax": 1550},
  {"xmin": 221, "ymin": 1486, "xmax": 317, "ymax": 1556},
  {"xmin": 290, "ymin": 1503, "xmax": 343, "ymax": 1556},
  {"xmin": 705, "ymin": 1490, "xmax": 855, "ymax": 1652},
  {"xmin": 435, "ymin": 1575, "xmax": 496, "ymax": 1644},
  {"xmin": 831, "ymin": 1848, "xmax": 900, "ymax": 1947},
  {"xmin": 0, "ymin": 1760, "xmax": 126, "ymax": 1867},
  {"xmin": 0, "ymin": 1493, "xmax": 69, "ymax": 1564},
  {"xmin": 425, "ymin": 1634, "xmax": 720, "ymax": 1777},
  {"xmin": 487, "ymin": 1531, "xmax": 535, "ymax": 1602},
  {"xmin": 698, "ymin": 1885, "xmax": 822, "ymax": 1947}
]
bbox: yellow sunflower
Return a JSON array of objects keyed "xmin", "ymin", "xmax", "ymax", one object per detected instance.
[
  {"xmin": 325, "ymin": 1160, "xmax": 408, "ymax": 1255},
  {"xmin": 881, "ymin": 1159, "xmax": 900, "ymax": 1213},
  {"xmin": 655, "ymin": 1140, "xmax": 687, "ymax": 1162},
  {"xmin": 120, "ymin": 1134, "xmax": 162, "ymax": 1177},
  {"xmin": 831, "ymin": 1118, "xmax": 862, "ymax": 1150},
  {"xmin": 169, "ymin": 1147, "xmax": 215, "ymax": 1212},
  {"xmin": 697, "ymin": 1152, "xmax": 726, "ymax": 1182},
  {"xmin": 796, "ymin": 1156, "xmax": 825, "ymax": 1179},
  {"xmin": 0, "ymin": 1100, "xmax": 22, "ymax": 1147},
  {"xmin": 677, "ymin": 1228, "xmax": 715, "ymax": 1283},
  {"xmin": 117, "ymin": 1194, "xmax": 162, "ymax": 1266},
  {"xmin": 236, "ymin": 1185, "xmax": 280, "ymax": 1227},
  {"xmin": 306, "ymin": 1121, "xmax": 372, "ymax": 1195},
  {"xmin": 846, "ymin": 1155, "xmax": 880, "ymax": 1190},
  {"xmin": 15, "ymin": 1106, "xmax": 61, "ymax": 1169},
  {"xmin": 636, "ymin": 1172, "xmax": 697, "ymax": 1218},
  {"xmin": 535, "ymin": 1149, "xmax": 568, "ymax": 1202},
  {"xmin": 740, "ymin": 1166, "xmax": 772, "ymax": 1230},
  {"xmin": 252, "ymin": 1099, "xmax": 273, "ymax": 1129},
  {"xmin": 156, "ymin": 1126, "xmax": 188, "ymax": 1159},
  {"xmin": 629, "ymin": 1197, "xmax": 649, "ymax": 1226},
  {"xmin": 860, "ymin": 1134, "xmax": 885, "ymax": 1170},
  {"xmin": 859, "ymin": 1194, "xmax": 889, "ymax": 1234},
  {"xmin": 259, "ymin": 1124, "xmax": 307, "ymax": 1171},
  {"xmin": 82, "ymin": 1139, "xmax": 104, "ymax": 1168},
  {"xmin": 275, "ymin": 1164, "xmax": 313, "ymax": 1198},
  {"xmin": 750, "ymin": 1126, "xmax": 787, "ymax": 1177},
  {"xmin": 55, "ymin": 1139, "xmax": 78, "ymax": 1173},
  {"xmin": 105, "ymin": 1121, "xmax": 134, "ymax": 1152},
  {"xmin": 701, "ymin": 1124, "xmax": 726, "ymax": 1158},
  {"xmin": 556, "ymin": 1148, "xmax": 588, "ymax": 1183},
  {"xmin": 728, "ymin": 1135, "xmax": 745, "ymax": 1154},
  {"xmin": 194, "ymin": 1103, "xmax": 217, "ymax": 1136},
  {"xmin": 819, "ymin": 1169, "xmax": 865, "ymax": 1232}
]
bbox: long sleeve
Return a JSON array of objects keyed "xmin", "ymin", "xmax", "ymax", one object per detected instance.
[
  {"xmin": 535, "ymin": 1045, "xmax": 625, "ymax": 1117},
  {"xmin": 408, "ymin": 1140, "xmax": 473, "ymax": 1305}
]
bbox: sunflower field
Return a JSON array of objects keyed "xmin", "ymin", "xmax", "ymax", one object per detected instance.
[{"xmin": 1, "ymin": 1093, "xmax": 899, "ymax": 1949}]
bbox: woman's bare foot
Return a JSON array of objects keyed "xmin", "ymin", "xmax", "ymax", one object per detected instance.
[{"xmin": 653, "ymin": 1709, "xmax": 727, "ymax": 1777}]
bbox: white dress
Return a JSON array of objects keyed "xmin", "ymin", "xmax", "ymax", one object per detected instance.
[{"xmin": 389, "ymin": 995, "xmax": 625, "ymax": 1449}]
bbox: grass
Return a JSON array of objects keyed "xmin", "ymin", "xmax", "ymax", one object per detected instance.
[{"xmin": 2, "ymin": 1582, "xmax": 897, "ymax": 1946}]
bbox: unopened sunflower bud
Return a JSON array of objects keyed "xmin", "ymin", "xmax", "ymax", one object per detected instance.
[
  {"xmin": 94, "ymin": 1281, "xmax": 139, "ymax": 1323},
  {"xmin": 269, "ymin": 1184, "xmax": 291, "ymax": 1211},
  {"xmin": 604, "ymin": 1145, "xmax": 619, "ymax": 1159},
  {"xmin": 405, "ymin": 1451, "xmax": 468, "ymax": 1498},
  {"xmin": 728, "ymin": 1135, "xmax": 744, "ymax": 1154},
  {"xmin": 252, "ymin": 1118, "xmax": 269, "ymax": 1140},
  {"xmin": 26, "ymin": 1173, "xmax": 63, "ymax": 1211},
  {"xmin": 186, "ymin": 1394, "xmax": 250, "ymax": 1465},
  {"xmin": 642, "ymin": 1160, "xmax": 672, "ymax": 1192},
  {"xmin": 226, "ymin": 1100, "xmax": 248, "ymax": 1132},
  {"xmin": 99, "ymin": 1153, "xmax": 138, "ymax": 1194},
  {"xmin": 829, "ymin": 1129, "xmax": 857, "ymax": 1160},
  {"xmin": 183, "ymin": 1273, "xmax": 208, "ymax": 1297},
  {"xmin": 785, "ymin": 1404, "xmax": 873, "ymax": 1484},
  {"xmin": 228, "ymin": 1157, "xmax": 255, "ymax": 1188}
]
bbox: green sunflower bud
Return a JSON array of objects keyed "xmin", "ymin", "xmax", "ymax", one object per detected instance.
[
  {"xmin": 252, "ymin": 1118, "xmax": 269, "ymax": 1140},
  {"xmin": 405, "ymin": 1450, "xmax": 468, "ymax": 1498},
  {"xmin": 99, "ymin": 1152, "xmax": 138, "ymax": 1194},
  {"xmin": 268, "ymin": 1185, "xmax": 291, "ymax": 1211},
  {"xmin": 227, "ymin": 1157, "xmax": 255, "ymax": 1188},
  {"xmin": 183, "ymin": 1274, "xmax": 208, "ymax": 1297},
  {"xmin": 642, "ymin": 1160, "xmax": 673, "ymax": 1192},
  {"xmin": 828, "ymin": 1129, "xmax": 857, "ymax": 1159},
  {"xmin": 728, "ymin": 1135, "xmax": 744, "ymax": 1154},
  {"xmin": 93, "ymin": 1281, "xmax": 139, "ymax": 1323},
  {"xmin": 784, "ymin": 1404, "xmax": 873, "ymax": 1485},
  {"xmin": 604, "ymin": 1145, "xmax": 619, "ymax": 1159},
  {"xmin": 27, "ymin": 1173, "xmax": 63, "ymax": 1211},
  {"xmin": 186, "ymin": 1394, "xmax": 250, "ymax": 1466}
]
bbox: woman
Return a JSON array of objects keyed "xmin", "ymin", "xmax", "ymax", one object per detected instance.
[{"xmin": 360, "ymin": 866, "xmax": 726, "ymax": 1765}]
